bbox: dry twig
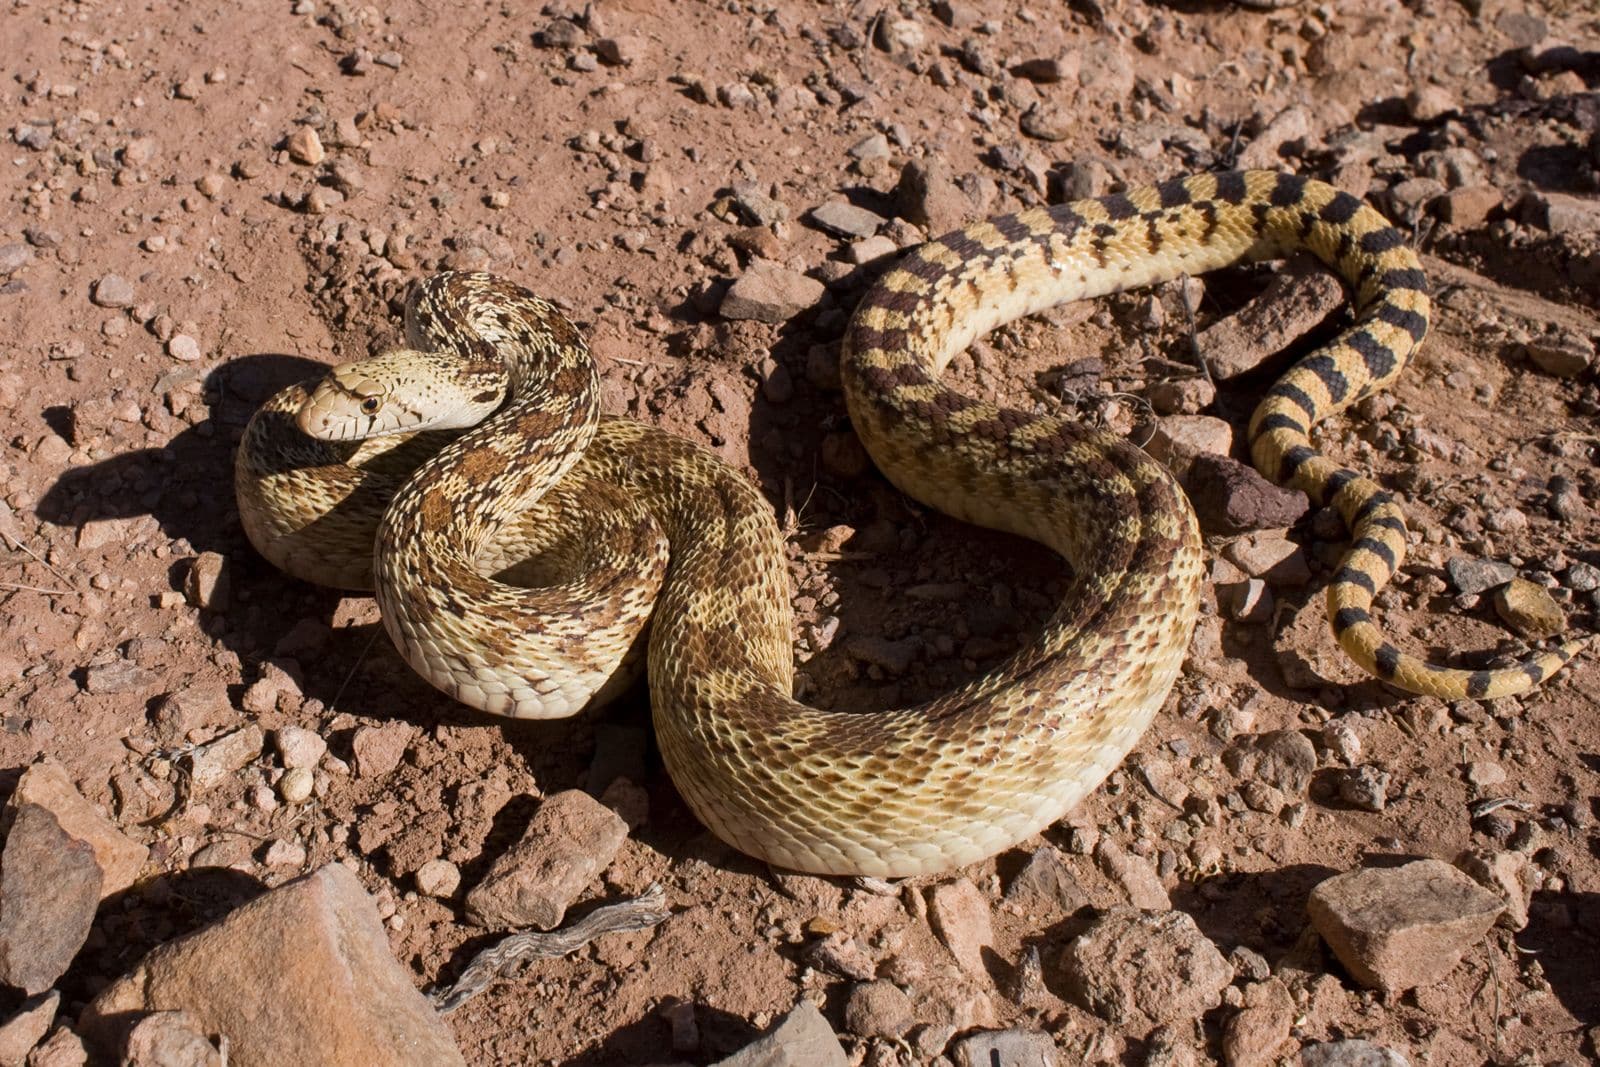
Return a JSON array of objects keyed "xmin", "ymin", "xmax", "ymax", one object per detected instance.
[{"xmin": 430, "ymin": 884, "xmax": 671, "ymax": 1014}]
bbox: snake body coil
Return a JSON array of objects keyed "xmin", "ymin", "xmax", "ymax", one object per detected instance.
[{"xmin": 236, "ymin": 171, "xmax": 1587, "ymax": 876}]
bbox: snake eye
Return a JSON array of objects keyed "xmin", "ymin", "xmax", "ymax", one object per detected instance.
[{"xmin": 360, "ymin": 397, "xmax": 382, "ymax": 414}]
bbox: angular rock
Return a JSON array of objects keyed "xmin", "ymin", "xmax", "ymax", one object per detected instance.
[
  {"xmin": 895, "ymin": 158, "xmax": 994, "ymax": 235},
  {"xmin": 1224, "ymin": 534, "xmax": 1311, "ymax": 587},
  {"xmin": 804, "ymin": 931, "xmax": 876, "ymax": 981},
  {"xmin": 1148, "ymin": 376, "xmax": 1216, "ymax": 415},
  {"xmin": 465, "ymin": 790, "xmax": 627, "ymax": 930},
  {"xmin": 167, "ymin": 334, "xmax": 203, "ymax": 362},
  {"xmin": 81, "ymin": 864, "xmax": 464, "ymax": 1066},
  {"xmin": 874, "ymin": 17, "xmax": 926, "ymax": 61},
  {"xmin": 1404, "ymin": 85, "xmax": 1457, "ymax": 123},
  {"xmin": 1521, "ymin": 190, "xmax": 1600, "ymax": 236},
  {"xmin": 1456, "ymin": 849, "xmax": 1531, "ymax": 930},
  {"xmin": 720, "ymin": 263, "xmax": 824, "ymax": 324},
  {"xmin": 0, "ymin": 244, "xmax": 32, "ymax": 276},
  {"xmin": 0, "ymin": 991, "xmax": 57, "ymax": 1066},
  {"xmin": 1445, "ymin": 557, "xmax": 1515, "ymax": 596},
  {"xmin": 1013, "ymin": 53, "xmax": 1078, "ymax": 83},
  {"xmin": 1224, "ymin": 731, "xmax": 1317, "ymax": 795},
  {"xmin": 285, "ymin": 126, "xmax": 324, "ymax": 165},
  {"xmin": 1061, "ymin": 907, "xmax": 1230, "ymax": 1029},
  {"xmin": 928, "ymin": 878, "xmax": 994, "ymax": 978},
  {"xmin": 1525, "ymin": 332, "xmax": 1594, "ymax": 378},
  {"xmin": 1199, "ymin": 260, "xmax": 1343, "ymax": 380},
  {"xmin": 1436, "ymin": 186, "xmax": 1500, "ymax": 228},
  {"xmin": 91, "ymin": 274, "xmax": 135, "ymax": 308},
  {"xmin": 1223, "ymin": 978, "xmax": 1294, "ymax": 1067},
  {"xmin": 121, "ymin": 1011, "xmax": 223, "ymax": 1067},
  {"xmin": 1078, "ymin": 38, "xmax": 1134, "ymax": 96},
  {"xmin": 1307, "ymin": 859, "xmax": 1504, "ymax": 992},
  {"xmin": 1094, "ymin": 838, "xmax": 1170, "ymax": 910},
  {"xmin": 1020, "ymin": 102, "xmax": 1072, "ymax": 142},
  {"xmin": 83, "ymin": 660, "xmax": 156, "ymax": 695},
  {"xmin": 1237, "ymin": 105, "xmax": 1312, "ymax": 170},
  {"xmin": 183, "ymin": 553, "xmax": 229, "ymax": 610},
  {"xmin": 1338, "ymin": 765, "xmax": 1390, "ymax": 812},
  {"xmin": 949, "ymin": 1028, "xmax": 1057, "ymax": 1067},
  {"xmin": 1492, "ymin": 578, "xmax": 1565, "ymax": 639},
  {"xmin": 1145, "ymin": 415, "xmax": 1233, "ymax": 475},
  {"xmin": 595, "ymin": 35, "xmax": 647, "ymax": 66},
  {"xmin": 7, "ymin": 760, "xmax": 146, "ymax": 897},
  {"xmin": 1184, "ymin": 454, "xmax": 1310, "ymax": 536},
  {"xmin": 1299, "ymin": 1039, "xmax": 1411, "ymax": 1067},
  {"xmin": 350, "ymin": 722, "xmax": 414, "ymax": 778},
  {"xmin": 809, "ymin": 201, "xmax": 885, "ymax": 239},
  {"xmin": 0, "ymin": 804, "xmax": 103, "ymax": 994},
  {"xmin": 728, "ymin": 181, "xmax": 787, "ymax": 226},
  {"xmin": 1004, "ymin": 847, "xmax": 1089, "ymax": 914},
  {"xmin": 712, "ymin": 1000, "xmax": 847, "ymax": 1067},
  {"xmin": 847, "ymin": 235, "xmax": 897, "ymax": 265},
  {"xmin": 24, "ymin": 1027, "xmax": 85, "ymax": 1067},
  {"xmin": 274, "ymin": 726, "xmax": 327, "ymax": 770},
  {"xmin": 842, "ymin": 980, "xmax": 914, "ymax": 1039},
  {"xmin": 188, "ymin": 726, "xmax": 264, "ymax": 791}
]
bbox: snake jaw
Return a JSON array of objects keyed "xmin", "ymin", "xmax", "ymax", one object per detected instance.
[{"xmin": 295, "ymin": 352, "xmax": 512, "ymax": 442}]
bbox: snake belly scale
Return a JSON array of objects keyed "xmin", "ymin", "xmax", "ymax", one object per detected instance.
[{"xmin": 236, "ymin": 170, "xmax": 1589, "ymax": 877}]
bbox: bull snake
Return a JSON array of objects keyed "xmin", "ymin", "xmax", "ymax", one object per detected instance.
[{"xmin": 235, "ymin": 171, "xmax": 1587, "ymax": 876}]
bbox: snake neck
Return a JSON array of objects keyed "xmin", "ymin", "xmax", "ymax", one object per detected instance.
[{"xmin": 378, "ymin": 274, "xmax": 602, "ymax": 589}]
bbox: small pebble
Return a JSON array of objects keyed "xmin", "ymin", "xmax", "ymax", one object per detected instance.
[
  {"xmin": 415, "ymin": 858, "xmax": 462, "ymax": 898},
  {"xmin": 275, "ymin": 726, "xmax": 327, "ymax": 770},
  {"xmin": 286, "ymin": 126, "xmax": 325, "ymax": 165},
  {"xmin": 92, "ymin": 274, "xmax": 136, "ymax": 308},
  {"xmin": 167, "ymin": 334, "xmax": 202, "ymax": 362},
  {"xmin": 264, "ymin": 839, "xmax": 307, "ymax": 867},
  {"xmin": 278, "ymin": 767, "xmax": 315, "ymax": 805}
]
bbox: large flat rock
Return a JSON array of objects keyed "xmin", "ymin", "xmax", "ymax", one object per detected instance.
[{"xmin": 80, "ymin": 864, "xmax": 463, "ymax": 1066}]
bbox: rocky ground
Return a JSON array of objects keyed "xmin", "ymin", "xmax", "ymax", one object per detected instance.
[{"xmin": 2, "ymin": 0, "xmax": 1599, "ymax": 1064}]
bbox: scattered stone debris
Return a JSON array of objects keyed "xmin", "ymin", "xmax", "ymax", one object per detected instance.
[
  {"xmin": 1061, "ymin": 907, "xmax": 1231, "ymax": 1029},
  {"xmin": 720, "ymin": 263, "xmax": 825, "ymax": 323},
  {"xmin": 1307, "ymin": 859, "xmax": 1505, "ymax": 993},
  {"xmin": 1184, "ymin": 454, "xmax": 1310, "ymax": 535},
  {"xmin": 465, "ymin": 790, "xmax": 627, "ymax": 930},
  {"xmin": 0, "ymin": 804, "xmax": 101, "ymax": 994},
  {"xmin": 120, "ymin": 1011, "xmax": 225, "ymax": 1067},
  {"xmin": 712, "ymin": 1000, "xmax": 847, "ymax": 1067},
  {"xmin": 928, "ymin": 878, "xmax": 995, "ymax": 978},
  {"xmin": 1222, "ymin": 977, "xmax": 1295, "ymax": 1067},
  {"xmin": 1197, "ymin": 260, "xmax": 1344, "ymax": 380}
]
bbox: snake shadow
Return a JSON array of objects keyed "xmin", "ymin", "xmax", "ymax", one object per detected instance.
[{"xmin": 33, "ymin": 352, "xmax": 458, "ymax": 724}]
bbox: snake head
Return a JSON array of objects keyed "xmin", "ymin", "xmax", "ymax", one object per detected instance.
[{"xmin": 296, "ymin": 350, "xmax": 507, "ymax": 442}]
